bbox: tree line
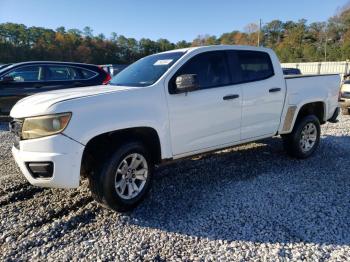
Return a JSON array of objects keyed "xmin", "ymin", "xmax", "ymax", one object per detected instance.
[{"xmin": 1, "ymin": 6, "xmax": 350, "ymax": 64}]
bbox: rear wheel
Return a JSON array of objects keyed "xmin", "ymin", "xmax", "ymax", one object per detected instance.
[
  {"xmin": 282, "ymin": 115, "xmax": 320, "ymax": 159},
  {"xmin": 89, "ymin": 141, "xmax": 153, "ymax": 212}
]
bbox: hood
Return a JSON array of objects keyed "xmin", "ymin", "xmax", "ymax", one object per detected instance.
[{"xmin": 10, "ymin": 85, "xmax": 135, "ymax": 118}]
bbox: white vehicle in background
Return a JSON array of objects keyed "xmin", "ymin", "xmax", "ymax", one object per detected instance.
[
  {"xmin": 340, "ymin": 79, "xmax": 350, "ymax": 115},
  {"xmin": 9, "ymin": 45, "xmax": 340, "ymax": 212}
]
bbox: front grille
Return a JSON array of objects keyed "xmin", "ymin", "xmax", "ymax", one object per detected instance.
[{"xmin": 9, "ymin": 119, "xmax": 23, "ymax": 149}]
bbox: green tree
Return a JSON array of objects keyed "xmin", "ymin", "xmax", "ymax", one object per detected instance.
[
  {"xmin": 83, "ymin": 26, "xmax": 93, "ymax": 38},
  {"xmin": 3, "ymin": 4, "xmax": 350, "ymax": 64}
]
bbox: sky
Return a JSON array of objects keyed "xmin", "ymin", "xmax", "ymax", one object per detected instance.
[{"xmin": 0, "ymin": 0, "xmax": 349, "ymax": 42}]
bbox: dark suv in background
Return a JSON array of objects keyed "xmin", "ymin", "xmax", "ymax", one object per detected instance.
[
  {"xmin": 0, "ymin": 61, "xmax": 111, "ymax": 118},
  {"xmin": 282, "ymin": 67, "xmax": 302, "ymax": 75},
  {"xmin": 0, "ymin": 64, "xmax": 12, "ymax": 70}
]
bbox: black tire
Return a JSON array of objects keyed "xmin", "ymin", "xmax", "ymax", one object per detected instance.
[
  {"xmin": 282, "ymin": 115, "xmax": 321, "ymax": 159},
  {"xmin": 89, "ymin": 141, "xmax": 153, "ymax": 212},
  {"xmin": 341, "ymin": 107, "xmax": 350, "ymax": 116}
]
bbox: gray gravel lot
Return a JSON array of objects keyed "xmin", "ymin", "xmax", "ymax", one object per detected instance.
[{"xmin": 0, "ymin": 116, "xmax": 350, "ymax": 261}]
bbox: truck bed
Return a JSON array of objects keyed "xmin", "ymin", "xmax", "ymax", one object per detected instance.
[
  {"xmin": 284, "ymin": 74, "xmax": 340, "ymax": 121},
  {"xmin": 284, "ymin": 73, "xmax": 339, "ymax": 79}
]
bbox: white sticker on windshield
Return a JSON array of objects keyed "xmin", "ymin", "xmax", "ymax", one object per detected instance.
[{"xmin": 154, "ymin": 59, "xmax": 173, "ymax": 66}]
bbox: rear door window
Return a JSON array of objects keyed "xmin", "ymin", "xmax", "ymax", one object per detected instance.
[
  {"xmin": 46, "ymin": 65, "xmax": 81, "ymax": 81},
  {"xmin": 236, "ymin": 51, "xmax": 274, "ymax": 82},
  {"xmin": 174, "ymin": 51, "xmax": 231, "ymax": 90},
  {"xmin": 3, "ymin": 66, "xmax": 44, "ymax": 82},
  {"xmin": 80, "ymin": 68, "xmax": 97, "ymax": 79}
]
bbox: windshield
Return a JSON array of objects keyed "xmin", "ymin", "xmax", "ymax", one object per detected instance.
[{"xmin": 110, "ymin": 51, "xmax": 185, "ymax": 87}]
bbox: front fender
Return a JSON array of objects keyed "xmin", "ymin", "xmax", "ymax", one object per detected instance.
[{"xmin": 50, "ymin": 85, "xmax": 173, "ymax": 159}]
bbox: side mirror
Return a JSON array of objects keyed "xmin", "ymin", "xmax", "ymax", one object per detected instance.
[
  {"xmin": 0, "ymin": 76, "xmax": 14, "ymax": 83},
  {"xmin": 175, "ymin": 74, "xmax": 199, "ymax": 93}
]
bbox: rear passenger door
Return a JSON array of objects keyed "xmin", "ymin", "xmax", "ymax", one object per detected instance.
[
  {"xmin": 166, "ymin": 51, "xmax": 242, "ymax": 156},
  {"xmin": 228, "ymin": 50, "xmax": 285, "ymax": 140}
]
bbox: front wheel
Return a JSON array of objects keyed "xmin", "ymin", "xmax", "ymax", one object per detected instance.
[
  {"xmin": 89, "ymin": 141, "xmax": 153, "ymax": 212},
  {"xmin": 282, "ymin": 115, "xmax": 321, "ymax": 159}
]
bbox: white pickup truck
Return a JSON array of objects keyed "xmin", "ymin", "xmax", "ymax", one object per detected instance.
[
  {"xmin": 340, "ymin": 79, "xmax": 350, "ymax": 115},
  {"xmin": 10, "ymin": 45, "xmax": 340, "ymax": 211}
]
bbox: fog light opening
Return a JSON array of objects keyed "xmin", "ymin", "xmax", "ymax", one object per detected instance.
[{"xmin": 25, "ymin": 162, "xmax": 54, "ymax": 179}]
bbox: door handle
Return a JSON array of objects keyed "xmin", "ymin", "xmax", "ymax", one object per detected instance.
[
  {"xmin": 33, "ymin": 84, "xmax": 43, "ymax": 89},
  {"xmin": 223, "ymin": 94, "xmax": 239, "ymax": 100},
  {"xmin": 269, "ymin": 88, "xmax": 281, "ymax": 93}
]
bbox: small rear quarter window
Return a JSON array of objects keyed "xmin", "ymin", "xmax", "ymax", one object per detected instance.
[{"xmin": 80, "ymin": 68, "xmax": 97, "ymax": 79}]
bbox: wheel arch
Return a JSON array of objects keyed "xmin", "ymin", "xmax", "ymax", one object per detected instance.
[
  {"xmin": 80, "ymin": 126, "xmax": 162, "ymax": 178},
  {"xmin": 295, "ymin": 101, "xmax": 326, "ymax": 123},
  {"xmin": 280, "ymin": 100, "xmax": 326, "ymax": 134}
]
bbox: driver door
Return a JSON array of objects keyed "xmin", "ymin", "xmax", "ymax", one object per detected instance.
[
  {"xmin": 0, "ymin": 65, "xmax": 44, "ymax": 115},
  {"xmin": 166, "ymin": 51, "xmax": 242, "ymax": 157}
]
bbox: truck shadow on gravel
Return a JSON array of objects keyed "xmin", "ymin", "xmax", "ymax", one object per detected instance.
[{"xmin": 130, "ymin": 136, "xmax": 350, "ymax": 245}]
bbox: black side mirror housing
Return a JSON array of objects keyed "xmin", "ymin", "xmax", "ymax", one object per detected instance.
[{"xmin": 174, "ymin": 74, "xmax": 199, "ymax": 93}]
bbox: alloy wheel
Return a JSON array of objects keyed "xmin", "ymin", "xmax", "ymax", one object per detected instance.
[
  {"xmin": 299, "ymin": 123, "xmax": 317, "ymax": 153},
  {"xmin": 114, "ymin": 153, "xmax": 148, "ymax": 200}
]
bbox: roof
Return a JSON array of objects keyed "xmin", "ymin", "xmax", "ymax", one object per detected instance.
[
  {"xmin": 160, "ymin": 44, "xmax": 273, "ymax": 55},
  {"xmin": 8, "ymin": 61, "xmax": 98, "ymax": 67}
]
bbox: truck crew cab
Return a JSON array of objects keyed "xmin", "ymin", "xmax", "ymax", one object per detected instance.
[{"xmin": 10, "ymin": 45, "xmax": 340, "ymax": 211}]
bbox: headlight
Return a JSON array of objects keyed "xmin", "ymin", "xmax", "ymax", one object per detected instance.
[{"xmin": 22, "ymin": 112, "xmax": 72, "ymax": 140}]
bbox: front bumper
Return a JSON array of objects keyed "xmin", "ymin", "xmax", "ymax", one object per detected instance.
[{"xmin": 12, "ymin": 134, "xmax": 85, "ymax": 188}]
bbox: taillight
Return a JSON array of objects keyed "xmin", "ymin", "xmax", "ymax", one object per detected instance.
[
  {"xmin": 102, "ymin": 73, "xmax": 112, "ymax": 85},
  {"xmin": 98, "ymin": 66, "xmax": 112, "ymax": 85}
]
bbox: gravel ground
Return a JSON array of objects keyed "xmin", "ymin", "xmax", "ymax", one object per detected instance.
[{"xmin": 0, "ymin": 116, "xmax": 350, "ymax": 261}]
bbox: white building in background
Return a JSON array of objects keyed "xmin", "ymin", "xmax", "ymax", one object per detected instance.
[{"xmin": 282, "ymin": 61, "xmax": 350, "ymax": 78}]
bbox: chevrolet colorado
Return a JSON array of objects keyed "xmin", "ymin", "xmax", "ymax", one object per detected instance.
[{"xmin": 9, "ymin": 45, "xmax": 341, "ymax": 211}]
